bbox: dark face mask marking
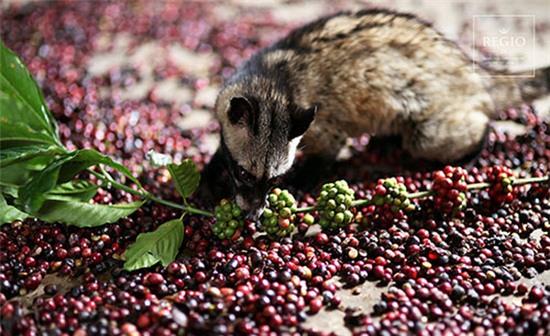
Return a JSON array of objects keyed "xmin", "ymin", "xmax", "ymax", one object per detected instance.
[{"xmin": 220, "ymin": 136, "xmax": 275, "ymax": 213}]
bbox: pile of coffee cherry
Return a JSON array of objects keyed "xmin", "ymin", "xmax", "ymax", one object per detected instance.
[{"xmin": 1, "ymin": 1, "xmax": 549, "ymax": 335}]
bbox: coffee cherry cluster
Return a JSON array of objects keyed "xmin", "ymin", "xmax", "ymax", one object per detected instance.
[
  {"xmin": 486, "ymin": 166, "xmax": 517, "ymax": 204},
  {"xmin": 369, "ymin": 177, "xmax": 414, "ymax": 225},
  {"xmin": 260, "ymin": 188, "xmax": 297, "ymax": 237},
  {"xmin": 431, "ymin": 166, "xmax": 468, "ymax": 215},
  {"xmin": 212, "ymin": 199, "xmax": 244, "ymax": 240},
  {"xmin": 372, "ymin": 177, "xmax": 415, "ymax": 212},
  {"xmin": 316, "ymin": 180, "xmax": 355, "ymax": 229}
]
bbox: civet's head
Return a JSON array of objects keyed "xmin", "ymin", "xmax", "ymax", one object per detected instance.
[{"xmin": 215, "ymin": 76, "xmax": 316, "ymax": 217}]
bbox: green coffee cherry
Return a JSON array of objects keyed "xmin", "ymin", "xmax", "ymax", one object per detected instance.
[
  {"xmin": 303, "ymin": 213, "xmax": 315, "ymax": 225},
  {"xmin": 212, "ymin": 199, "xmax": 244, "ymax": 240},
  {"xmin": 373, "ymin": 178, "xmax": 415, "ymax": 212},
  {"xmin": 316, "ymin": 180, "xmax": 355, "ymax": 229},
  {"xmin": 260, "ymin": 188, "xmax": 298, "ymax": 237}
]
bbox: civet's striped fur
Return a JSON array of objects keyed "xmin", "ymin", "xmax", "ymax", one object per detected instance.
[{"xmin": 207, "ymin": 9, "xmax": 550, "ymax": 213}]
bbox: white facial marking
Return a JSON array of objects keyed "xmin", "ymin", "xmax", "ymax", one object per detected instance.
[
  {"xmin": 268, "ymin": 136, "xmax": 302, "ymax": 178},
  {"xmin": 235, "ymin": 194, "xmax": 246, "ymax": 209}
]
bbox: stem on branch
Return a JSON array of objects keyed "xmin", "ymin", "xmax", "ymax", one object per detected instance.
[
  {"xmin": 87, "ymin": 167, "xmax": 548, "ymax": 218},
  {"xmin": 294, "ymin": 175, "xmax": 549, "ymax": 213},
  {"xmin": 87, "ymin": 168, "xmax": 214, "ymax": 217},
  {"xmin": 351, "ymin": 199, "xmax": 373, "ymax": 208},
  {"xmin": 295, "ymin": 206, "xmax": 314, "ymax": 213}
]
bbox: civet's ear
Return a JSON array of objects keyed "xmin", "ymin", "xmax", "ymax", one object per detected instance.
[
  {"xmin": 228, "ymin": 96, "xmax": 254, "ymax": 127},
  {"xmin": 289, "ymin": 105, "xmax": 317, "ymax": 139}
]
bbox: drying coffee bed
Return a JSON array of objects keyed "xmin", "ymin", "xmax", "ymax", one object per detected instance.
[{"xmin": 1, "ymin": 1, "xmax": 549, "ymax": 335}]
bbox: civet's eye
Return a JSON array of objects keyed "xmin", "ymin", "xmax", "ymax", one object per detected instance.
[{"xmin": 237, "ymin": 166, "xmax": 255, "ymax": 185}]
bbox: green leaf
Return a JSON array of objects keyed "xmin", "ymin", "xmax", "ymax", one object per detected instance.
[
  {"xmin": 56, "ymin": 149, "xmax": 142, "ymax": 189},
  {"xmin": 0, "ymin": 146, "xmax": 62, "ymax": 191},
  {"xmin": 167, "ymin": 160, "xmax": 200, "ymax": 200},
  {"xmin": 0, "ymin": 145, "xmax": 65, "ymax": 168},
  {"xmin": 0, "ymin": 193, "xmax": 28, "ymax": 225},
  {"xmin": 0, "ymin": 40, "xmax": 59, "ymax": 143},
  {"xmin": 45, "ymin": 180, "xmax": 98, "ymax": 202},
  {"xmin": 123, "ymin": 219, "xmax": 184, "ymax": 271},
  {"xmin": 0, "ymin": 118, "xmax": 60, "ymax": 148},
  {"xmin": 36, "ymin": 200, "xmax": 144, "ymax": 227},
  {"xmin": 18, "ymin": 148, "xmax": 142, "ymax": 214},
  {"xmin": 0, "ymin": 154, "xmax": 53, "ymax": 188},
  {"xmin": 17, "ymin": 152, "xmax": 77, "ymax": 213},
  {"xmin": 0, "ymin": 165, "xmax": 31, "ymax": 189},
  {"xmin": 0, "ymin": 186, "xmax": 18, "ymax": 198}
]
